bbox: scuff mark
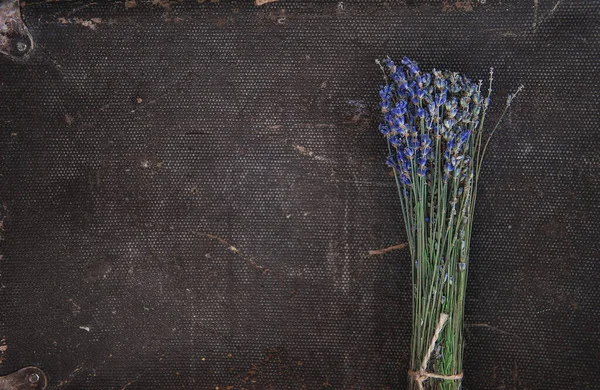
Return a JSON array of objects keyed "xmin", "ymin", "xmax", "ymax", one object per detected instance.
[
  {"xmin": 293, "ymin": 145, "xmax": 329, "ymax": 162},
  {"xmin": 193, "ymin": 232, "xmax": 270, "ymax": 274},
  {"xmin": 0, "ymin": 338, "xmax": 7, "ymax": 365},
  {"xmin": 255, "ymin": 0, "xmax": 279, "ymax": 6},
  {"xmin": 69, "ymin": 298, "xmax": 81, "ymax": 315},
  {"xmin": 442, "ymin": 0, "xmax": 474, "ymax": 12},
  {"xmin": 368, "ymin": 243, "xmax": 407, "ymax": 256},
  {"xmin": 57, "ymin": 17, "xmax": 102, "ymax": 30},
  {"xmin": 152, "ymin": 0, "xmax": 172, "ymax": 10},
  {"xmin": 79, "ymin": 326, "xmax": 91, "ymax": 332}
]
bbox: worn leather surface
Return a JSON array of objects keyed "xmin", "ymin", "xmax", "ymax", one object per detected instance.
[{"xmin": 0, "ymin": 1, "xmax": 598, "ymax": 388}]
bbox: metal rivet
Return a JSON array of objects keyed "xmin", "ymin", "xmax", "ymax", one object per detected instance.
[
  {"xmin": 16, "ymin": 42, "xmax": 27, "ymax": 52},
  {"xmin": 28, "ymin": 373, "xmax": 40, "ymax": 383}
]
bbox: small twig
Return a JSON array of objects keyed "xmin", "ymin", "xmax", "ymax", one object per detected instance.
[
  {"xmin": 193, "ymin": 232, "xmax": 270, "ymax": 274},
  {"xmin": 255, "ymin": 0, "xmax": 279, "ymax": 5},
  {"xmin": 201, "ymin": 233, "xmax": 240, "ymax": 253},
  {"xmin": 368, "ymin": 243, "xmax": 407, "ymax": 256}
]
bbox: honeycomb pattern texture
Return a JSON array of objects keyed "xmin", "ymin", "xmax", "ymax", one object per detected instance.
[{"xmin": 0, "ymin": 0, "xmax": 598, "ymax": 389}]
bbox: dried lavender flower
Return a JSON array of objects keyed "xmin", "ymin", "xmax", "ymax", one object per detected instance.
[{"xmin": 377, "ymin": 56, "xmax": 522, "ymax": 390}]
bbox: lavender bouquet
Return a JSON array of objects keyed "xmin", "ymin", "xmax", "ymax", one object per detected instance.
[{"xmin": 376, "ymin": 57, "xmax": 522, "ymax": 390}]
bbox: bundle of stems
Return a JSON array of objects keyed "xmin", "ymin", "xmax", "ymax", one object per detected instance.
[{"xmin": 376, "ymin": 57, "xmax": 522, "ymax": 390}]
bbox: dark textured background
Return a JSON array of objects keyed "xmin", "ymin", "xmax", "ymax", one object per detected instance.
[{"xmin": 0, "ymin": 0, "xmax": 598, "ymax": 389}]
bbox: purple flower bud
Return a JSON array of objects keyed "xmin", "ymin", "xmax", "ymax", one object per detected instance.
[
  {"xmin": 393, "ymin": 114, "xmax": 405, "ymax": 125},
  {"xmin": 386, "ymin": 156, "xmax": 396, "ymax": 168},
  {"xmin": 392, "ymin": 103, "xmax": 407, "ymax": 117},
  {"xmin": 422, "ymin": 73, "xmax": 431, "ymax": 87},
  {"xmin": 421, "ymin": 134, "xmax": 432, "ymax": 148},
  {"xmin": 416, "ymin": 108, "xmax": 426, "ymax": 118},
  {"xmin": 450, "ymin": 83, "xmax": 462, "ymax": 93},
  {"xmin": 444, "ymin": 119, "xmax": 457, "ymax": 129},
  {"xmin": 428, "ymin": 102, "xmax": 437, "ymax": 115},
  {"xmin": 379, "ymin": 123, "xmax": 391, "ymax": 135},
  {"xmin": 397, "ymin": 150, "xmax": 405, "ymax": 162},
  {"xmin": 408, "ymin": 63, "xmax": 420, "ymax": 75},
  {"xmin": 391, "ymin": 71, "xmax": 405, "ymax": 83},
  {"xmin": 460, "ymin": 96, "xmax": 470, "ymax": 108},
  {"xmin": 435, "ymin": 93, "xmax": 446, "ymax": 107},
  {"xmin": 379, "ymin": 85, "xmax": 392, "ymax": 100},
  {"xmin": 459, "ymin": 130, "xmax": 471, "ymax": 144},
  {"xmin": 384, "ymin": 112, "xmax": 394, "ymax": 124},
  {"xmin": 410, "ymin": 126, "xmax": 418, "ymax": 138}
]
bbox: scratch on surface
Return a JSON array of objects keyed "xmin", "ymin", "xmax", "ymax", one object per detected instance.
[
  {"xmin": 121, "ymin": 379, "xmax": 139, "ymax": 390},
  {"xmin": 294, "ymin": 145, "xmax": 328, "ymax": 162},
  {"xmin": 79, "ymin": 326, "xmax": 91, "ymax": 332},
  {"xmin": 255, "ymin": 0, "xmax": 279, "ymax": 5},
  {"xmin": 368, "ymin": 243, "xmax": 407, "ymax": 256},
  {"xmin": 533, "ymin": 0, "xmax": 539, "ymax": 30},
  {"xmin": 534, "ymin": 0, "xmax": 564, "ymax": 31},
  {"xmin": 551, "ymin": 0, "xmax": 562, "ymax": 12},
  {"xmin": 56, "ymin": 365, "xmax": 84, "ymax": 388},
  {"xmin": 193, "ymin": 232, "xmax": 270, "ymax": 274},
  {"xmin": 468, "ymin": 323, "xmax": 519, "ymax": 337}
]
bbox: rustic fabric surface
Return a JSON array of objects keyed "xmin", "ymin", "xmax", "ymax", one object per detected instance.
[{"xmin": 0, "ymin": 1, "xmax": 598, "ymax": 389}]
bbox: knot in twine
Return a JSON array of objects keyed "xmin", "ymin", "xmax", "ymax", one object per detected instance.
[{"xmin": 408, "ymin": 313, "xmax": 464, "ymax": 390}]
